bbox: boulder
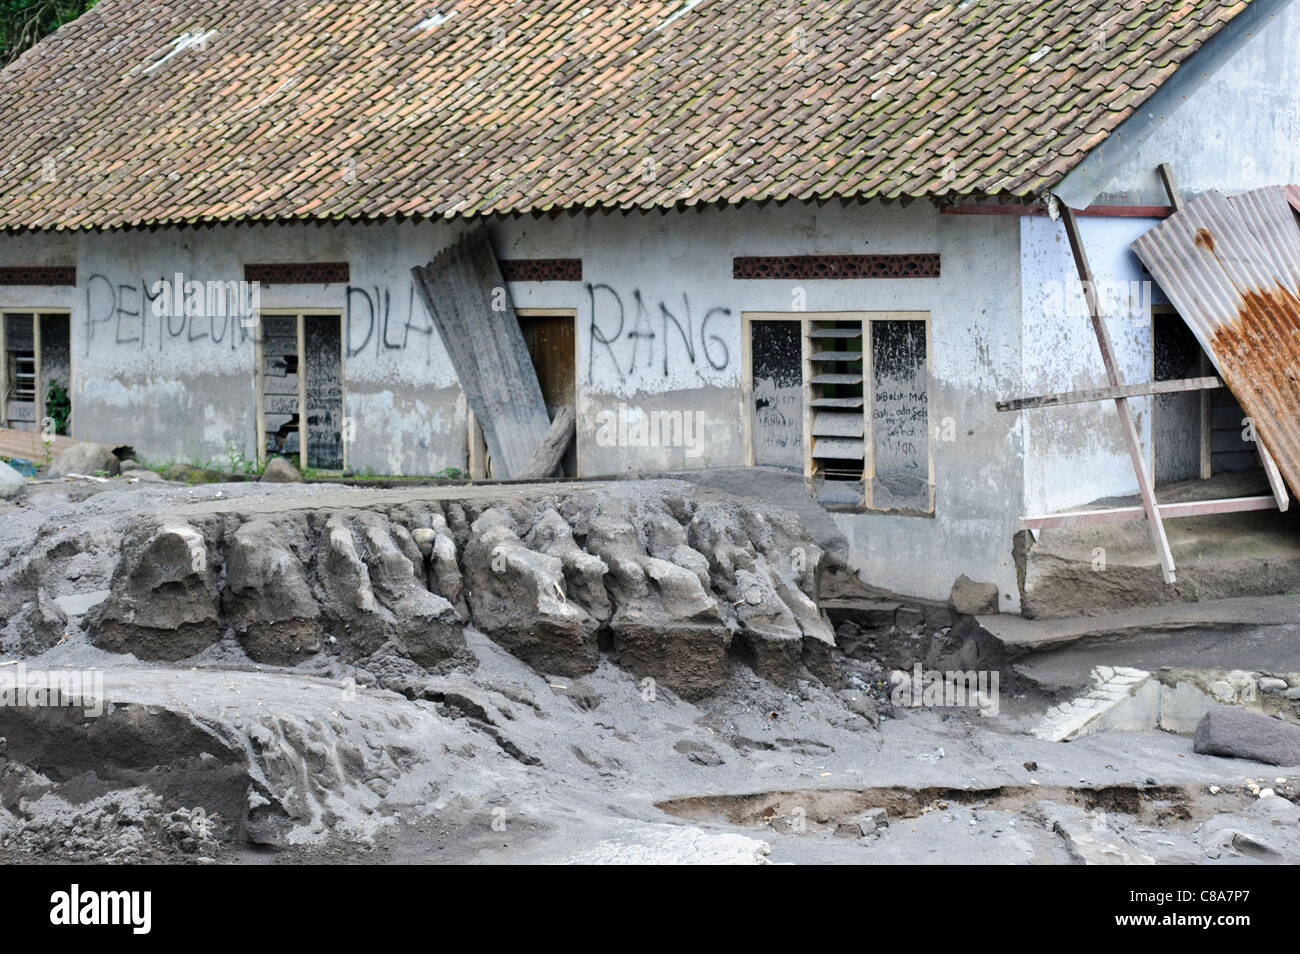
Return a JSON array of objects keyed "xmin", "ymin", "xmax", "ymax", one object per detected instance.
[
  {"xmin": 1193, "ymin": 709, "xmax": 1300, "ymax": 766},
  {"xmin": 118, "ymin": 459, "xmax": 144, "ymax": 473},
  {"xmin": 0, "ymin": 459, "xmax": 25, "ymax": 499},
  {"xmin": 88, "ymin": 521, "xmax": 222, "ymax": 660},
  {"xmin": 223, "ymin": 519, "xmax": 322, "ymax": 664},
  {"xmin": 949, "ymin": 574, "xmax": 999, "ymax": 615},
  {"xmin": 47, "ymin": 442, "xmax": 120, "ymax": 477},
  {"xmin": 261, "ymin": 457, "xmax": 304, "ymax": 483},
  {"xmin": 462, "ymin": 508, "xmax": 600, "ymax": 676}
]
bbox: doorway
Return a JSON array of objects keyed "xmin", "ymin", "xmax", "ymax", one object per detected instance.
[
  {"xmin": 256, "ymin": 312, "xmax": 344, "ymax": 471},
  {"xmin": 468, "ymin": 308, "xmax": 576, "ymax": 478}
]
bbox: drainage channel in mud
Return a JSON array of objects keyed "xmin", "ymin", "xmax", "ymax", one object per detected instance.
[{"xmin": 657, "ymin": 784, "xmax": 1251, "ymax": 833}]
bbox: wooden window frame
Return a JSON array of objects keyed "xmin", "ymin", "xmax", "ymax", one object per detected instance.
[
  {"xmin": 0, "ymin": 309, "xmax": 73, "ymax": 436},
  {"xmin": 742, "ymin": 310, "xmax": 934, "ymax": 515},
  {"xmin": 254, "ymin": 309, "xmax": 346, "ymax": 472}
]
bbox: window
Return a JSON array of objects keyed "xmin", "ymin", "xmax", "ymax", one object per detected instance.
[
  {"xmin": 744, "ymin": 311, "xmax": 933, "ymax": 514},
  {"xmin": 255, "ymin": 312, "xmax": 344, "ymax": 471},
  {"xmin": 1, "ymin": 311, "xmax": 72, "ymax": 434}
]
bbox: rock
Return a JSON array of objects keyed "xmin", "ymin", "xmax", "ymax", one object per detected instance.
[
  {"xmin": 88, "ymin": 521, "xmax": 222, "ymax": 660},
  {"xmin": 47, "ymin": 443, "xmax": 120, "ymax": 477},
  {"xmin": 949, "ymin": 574, "xmax": 999, "ymax": 615},
  {"xmin": 223, "ymin": 518, "xmax": 322, "ymax": 664},
  {"xmin": 25, "ymin": 588, "xmax": 69, "ymax": 651},
  {"xmin": 5, "ymin": 457, "xmax": 36, "ymax": 477},
  {"xmin": 1285, "ymin": 686, "xmax": 1300, "ymax": 701},
  {"xmin": 855, "ymin": 807, "xmax": 889, "ymax": 836},
  {"xmin": 261, "ymin": 457, "xmax": 304, "ymax": 483},
  {"xmin": 1208, "ymin": 680, "xmax": 1236, "ymax": 704},
  {"xmin": 118, "ymin": 459, "xmax": 144, "ymax": 473},
  {"xmin": 1258, "ymin": 676, "xmax": 1289, "ymax": 693},
  {"xmin": 673, "ymin": 740, "xmax": 723, "ymax": 766},
  {"xmin": 0, "ymin": 460, "xmax": 25, "ymax": 499},
  {"xmin": 463, "ymin": 507, "xmax": 601, "ymax": 676},
  {"xmin": 1193, "ymin": 709, "xmax": 1300, "ymax": 766},
  {"xmin": 127, "ymin": 470, "xmax": 164, "ymax": 482}
]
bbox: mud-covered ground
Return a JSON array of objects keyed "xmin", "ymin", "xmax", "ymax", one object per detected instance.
[{"xmin": 0, "ymin": 476, "xmax": 1296, "ymax": 865}]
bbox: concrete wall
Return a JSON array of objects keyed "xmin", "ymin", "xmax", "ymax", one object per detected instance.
[
  {"xmin": 1096, "ymin": 0, "xmax": 1300, "ymax": 204},
  {"xmin": 0, "ymin": 202, "xmax": 1027, "ymax": 606},
  {"xmin": 1019, "ymin": 214, "xmax": 1168, "ymax": 515}
]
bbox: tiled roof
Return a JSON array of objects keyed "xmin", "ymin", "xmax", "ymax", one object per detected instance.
[{"xmin": 0, "ymin": 0, "xmax": 1252, "ymax": 230}]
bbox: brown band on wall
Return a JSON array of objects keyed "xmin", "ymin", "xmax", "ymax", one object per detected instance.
[
  {"xmin": 733, "ymin": 254, "xmax": 940, "ymax": 279},
  {"xmin": 0, "ymin": 266, "xmax": 76, "ymax": 285},
  {"xmin": 497, "ymin": 259, "xmax": 582, "ymax": 282},
  {"xmin": 244, "ymin": 262, "xmax": 350, "ymax": 284}
]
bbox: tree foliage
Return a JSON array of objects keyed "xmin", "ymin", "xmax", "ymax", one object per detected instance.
[{"xmin": 1, "ymin": 0, "xmax": 95, "ymax": 65}]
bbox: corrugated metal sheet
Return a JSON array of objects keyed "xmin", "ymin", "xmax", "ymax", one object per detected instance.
[
  {"xmin": 1286, "ymin": 184, "xmax": 1300, "ymax": 216},
  {"xmin": 1132, "ymin": 187, "xmax": 1300, "ymax": 497}
]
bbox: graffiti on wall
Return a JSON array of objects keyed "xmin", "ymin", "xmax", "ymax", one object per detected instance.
[
  {"xmin": 344, "ymin": 283, "xmax": 437, "ymax": 361},
  {"xmin": 84, "ymin": 274, "xmax": 256, "ymax": 354},
  {"xmin": 585, "ymin": 283, "xmax": 731, "ymax": 383}
]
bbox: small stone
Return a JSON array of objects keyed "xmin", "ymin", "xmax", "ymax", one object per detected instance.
[
  {"xmin": 118, "ymin": 459, "xmax": 144, "ymax": 473},
  {"xmin": 948, "ymin": 574, "xmax": 999, "ymax": 615},
  {"xmin": 1208, "ymin": 680, "xmax": 1236, "ymax": 704},
  {"xmin": 0, "ymin": 460, "xmax": 24, "ymax": 499},
  {"xmin": 261, "ymin": 457, "xmax": 304, "ymax": 483},
  {"xmin": 1258, "ymin": 677, "xmax": 1289, "ymax": 693}
]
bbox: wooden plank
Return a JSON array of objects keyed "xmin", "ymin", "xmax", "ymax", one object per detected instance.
[
  {"xmin": 1259, "ymin": 443, "xmax": 1291, "ymax": 512},
  {"xmin": 1021, "ymin": 495, "xmax": 1279, "ymax": 530},
  {"xmin": 1156, "ymin": 162, "xmax": 1184, "ymax": 213},
  {"xmin": 515, "ymin": 405, "xmax": 575, "ymax": 480},
  {"xmin": 812, "ymin": 410, "xmax": 864, "ymax": 438},
  {"xmin": 411, "ymin": 229, "xmax": 551, "ymax": 478},
  {"xmin": 809, "ymin": 373, "xmax": 863, "ymax": 385},
  {"xmin": 1062, "ymin": 204, "xmax": 1177, "ymax": 584},
  {"xmin": 997, "ymin": 376, "xmax": 1223, "ymax": 412}
]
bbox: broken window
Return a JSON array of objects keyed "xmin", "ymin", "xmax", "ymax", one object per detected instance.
[
  {"xmin": 751, "ymin": 312, "xmax": 933, "ymax": 514},
  {"xmin": 869, "ymin": 318, "xmax": 931, "ymax": 513},
  {"xmin": 257, "ymin": 313, "xmax": 344, "ymax": 471},
  {"xmin": 2, "ymin": 311, "xmax": 71, "ymax": 433},
  {"xmin": 749, "ymin": 318, "xmax": 804, "ymax": 471}
]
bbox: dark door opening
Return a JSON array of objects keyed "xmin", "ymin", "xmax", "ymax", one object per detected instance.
[{"xmin": 517, "ymin": 311, "xmax": 576, "ymax": 476}]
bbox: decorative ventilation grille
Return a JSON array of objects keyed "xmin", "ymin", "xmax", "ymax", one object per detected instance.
[
  {"xmin": 498, "ymin": 259, "xmax": 583, "ymax": 282},
  {"xmin": 244, "ymin": 262, "xmax": 350, "ymax": 284},
  {"xmin": 733, "ymin": 254, "xmax": 940, "ymax": 280},
  {"xmin": 0, "ymin": 266, "xmax": 76, "ymax": 286}
]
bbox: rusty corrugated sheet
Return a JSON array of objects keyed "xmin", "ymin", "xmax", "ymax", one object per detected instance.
[{"xmin": 1131, "ymin": 187, "xmax": 1300, "ymax": 497}]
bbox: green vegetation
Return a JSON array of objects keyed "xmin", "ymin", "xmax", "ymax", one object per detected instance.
[
  {"xmin": 1, "ymin": 1, "xmax": 97, "ymax": 65},
  {"xmin": 43, "ymin": 379, "xmax": 70, "ymax": 435}
]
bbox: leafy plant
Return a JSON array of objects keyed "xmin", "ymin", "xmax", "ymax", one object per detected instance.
[{"xmin": 44, "ymin": 378, "xmax": 70, "ymax": 436}]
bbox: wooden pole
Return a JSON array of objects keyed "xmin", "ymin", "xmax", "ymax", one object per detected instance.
[{"xmin": 1060, "ymin": 204, "xmax": 1177, "ymax": 583}]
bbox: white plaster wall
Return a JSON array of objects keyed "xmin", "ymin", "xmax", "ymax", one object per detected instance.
[
  {"xmin": 1019, "ymin": 215, "xmax": 1167, "ymax": 515},
  {"xmin": 1097, "ymin": 1, "xmax": 1300, "ymax": 204}
]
